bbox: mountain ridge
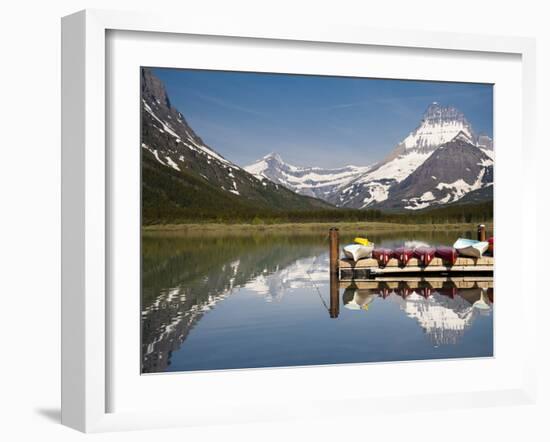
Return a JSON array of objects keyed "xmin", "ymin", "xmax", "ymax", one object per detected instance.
[
  {"xmin": 140, "ymin": 68, "xmax": 333, "ymax": 223},
  {"xmin": 244, "ymin": 103, "xmax": 493, "ymax": 211}
]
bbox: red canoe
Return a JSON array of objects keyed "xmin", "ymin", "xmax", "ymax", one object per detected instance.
[
  {"xmin": 439, "ymin": 286, "xmax": 458, "ymax": 298},
  {"xmin": 419, "ymin": 286, "xmax": 433, "ymax": 298},
  {"xmin": 488, "ymin": 237, "xmax": 494, "ymax": 255},
  {"xmin": 393, "ymin": 247, "xmax": 414, "ymax": 266},
  {"xmin": 413, "ymin": 246, "xmax": 436, "ymax": 266},
  {"xmin": 399, "ymin": 286, "xmax": 412, "ymax": 298},
  {"xmin": 435, "ymin": 246, "xmax": 458, "ymax": 265},
  {"xmin": 372, "ymin": 248, "xmax": 392, "ymax": 266},
  {"xmin": 378, "ymin": 283, "xmax": 391, "ymax": 299}
]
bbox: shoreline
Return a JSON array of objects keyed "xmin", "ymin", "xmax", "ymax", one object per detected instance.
[{"xmin": 142, "ymin": 221, "xmax": 493, "ymax": 236}]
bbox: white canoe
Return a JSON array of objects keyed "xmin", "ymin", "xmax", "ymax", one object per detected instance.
[
  {"xmin": 343, "ymin": 290, "xmax": 376, "ymax": 311},
  {"xmin": 453, "ymin": 238, "xmax": 489, "ymax": 258},
  {"xmin": 473, "ymin": 289, "xmax": 492, "ymax": 311},
  {"xmin": 343, "ymin": 243, "xmax": 374, "ymax": 262}
]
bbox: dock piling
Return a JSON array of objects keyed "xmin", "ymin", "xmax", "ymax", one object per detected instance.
[
  {"xmin": 329, "ymin": 228, "xmax": 340, "ymax": 318},
  {"xmin": 329, "ymin": 227, "xmax": 340, "ymax": 275},
  {"xmin": 329, "ymin": 272, "xmax": 340, "ymax": 318}
]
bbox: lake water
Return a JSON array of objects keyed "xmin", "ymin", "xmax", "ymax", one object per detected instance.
[{"xmin": 141, "ymin": 229, "xmax": 493, "ymax": 374}]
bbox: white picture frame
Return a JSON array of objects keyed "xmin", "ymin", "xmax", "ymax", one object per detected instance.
[{"xmin": 61, "ymin": 9, "xmax": 537, "ymax": 433}]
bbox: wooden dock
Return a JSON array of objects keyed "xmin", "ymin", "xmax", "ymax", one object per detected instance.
[
  {"xmin": 328, "ymin": 225, "xmax": 493, "ymax": 282},
  {"xmin": 326, "ymin": 226, "xmax": 493, "ymax": 318},
  {"xmin": 339, "ymin": 255, "xmax": 494, "ymax": 280}
]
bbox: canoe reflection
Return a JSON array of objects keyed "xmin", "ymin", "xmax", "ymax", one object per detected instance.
[
  {"xmin": 342, "ymin": 289, "xmax": 377, "ymax": 311},
  {"xmin": 340, "ymin": 279, "xmax": 493, "ymax": 345}
]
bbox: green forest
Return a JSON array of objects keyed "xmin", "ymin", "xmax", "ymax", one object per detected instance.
[{"xmin": 143, "ymin": 200, "xmax": 493, "ymax": 226}]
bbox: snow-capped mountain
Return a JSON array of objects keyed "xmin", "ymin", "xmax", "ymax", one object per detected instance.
[
  {"xmin": 245, "ymin": 152, "xmax": 370, "ymax": 202},
  {"xmin": 245, "ymin": 102, "xmax": 493, "ymax": 210},
  {"xmin": 378, "ymin": 132, "xmax": 494, "ymax": 210},
  {"xmin": 398, "ymin": 102, "xmax": 476, "ymax": 152}
]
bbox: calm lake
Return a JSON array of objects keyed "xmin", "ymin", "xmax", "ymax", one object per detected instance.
[{"xmin": 141, "ymin": 229, "xmax": 493, "ymax": 374}]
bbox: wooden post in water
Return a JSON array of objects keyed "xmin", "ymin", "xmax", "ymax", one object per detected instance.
[
  {"xmin": 329, "ymin": 228, "xmax": 340, "ymax": 275},
  {"xmin": 329, "ymin": 272, "xmax": 340, "ymax": 318},
  {"xmin": 329, "ymin": 228, "xmax": 340, "ymax": 318},
  {"xmin": 477, "ymin": 224, "xmax": 486, "ymax": 242}
]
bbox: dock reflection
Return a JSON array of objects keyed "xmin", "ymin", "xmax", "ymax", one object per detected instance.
[{"xmin": 334, "ymin": 278, "xmax": 493, "ymax": 345}]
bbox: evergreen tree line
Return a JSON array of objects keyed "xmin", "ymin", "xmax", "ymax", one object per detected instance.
[{"xmin": 142, "ymin": 200, "xmax": 493, "ymax": 225}]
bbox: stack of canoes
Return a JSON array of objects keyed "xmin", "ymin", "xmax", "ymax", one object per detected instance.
[
  {"xmin": 343, "ymin": 236, "xmax": 494, "ymax": 266},
  {"xmin": 373, "ymin": 245, "xmax": 458, "ymax": 267}
]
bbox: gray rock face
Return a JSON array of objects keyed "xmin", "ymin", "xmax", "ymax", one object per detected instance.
[
  {"xmin": 423, "ymin": 103, "xmax": 473, "ymax": 129},
  {"xmin": 377, "ymin": 134, "xmax": 494, "ymax": 210},
  {"xmin": 476, "ymin": 134, "xmax": 494, "ymax": 150}
]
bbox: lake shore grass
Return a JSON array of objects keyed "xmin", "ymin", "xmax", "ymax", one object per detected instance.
[{"xmin": 142, "ymin": 221, "xmax": 493, "ymax": 237}]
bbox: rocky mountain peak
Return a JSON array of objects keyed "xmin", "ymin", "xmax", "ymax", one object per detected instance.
[
  {"xmin": 422, "ymin": 102, "xmax": 468, "ymax": 125},
  {"xmin": 141, "ymin": 68, "xmax": 172, "ymax": 110},
  {"xmin": 262, "ymin": 152, "xmax": 284, "ymax": 163},
  {"xmin": 398, "ymin": 103, "xmax": 476, "ymax": 152}
]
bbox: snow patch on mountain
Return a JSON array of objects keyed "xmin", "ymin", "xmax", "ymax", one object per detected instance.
[
  {"xmin": 403, "ymin": 191, "xmax": 437, "ymax": 210},
  {"xmin": 165, "ymin": 156, "xmax": 181, "ymax": 171},
  {"xmin": 358, "ymin": 151, "xmax": 430, "ymax": 184},
  {"xmin": 435, "ymin": 169, "xmax": 485, "ymax": 201},
  {"xmin": 361, "ymin": 183, "xmax": 390, "ymax": 207},
  {"xmin": 143, "ymin": 100, "xmax": 181, "ymax": 140},
  {"xmin": 480, "ymin": 148, "xmax": 494, "ymax": 161}
]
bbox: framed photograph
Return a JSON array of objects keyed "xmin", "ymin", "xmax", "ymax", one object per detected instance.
[{"xmin": 61, "ymin": 9, "xmax": 537, "ymax": 432}]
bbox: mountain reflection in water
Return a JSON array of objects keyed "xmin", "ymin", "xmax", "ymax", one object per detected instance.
[
  {"xmin": 141, "ymin": 231, "xmax": 493, "ymax": 373},
  {"xmin": 343, "ymin": 285, "xmax": 493, "ymax": 346}
]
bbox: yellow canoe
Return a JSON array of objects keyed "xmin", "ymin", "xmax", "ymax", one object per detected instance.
[{"xmin": 354, "ymin": 237, "xmax": 370, "ymax": 246}]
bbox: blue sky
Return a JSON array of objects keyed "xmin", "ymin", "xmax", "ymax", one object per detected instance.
[{"xmin": 152, "ymin": 67, "xmax": 493, "ymax": 168}]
